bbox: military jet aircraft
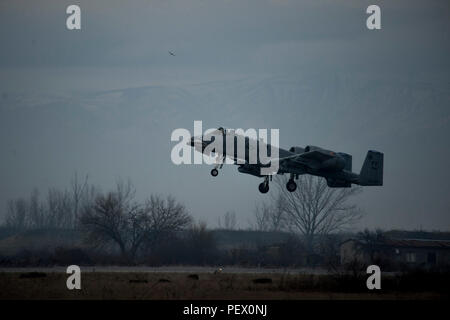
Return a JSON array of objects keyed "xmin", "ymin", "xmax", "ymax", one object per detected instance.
[{"xmin": 189, "ymin": 127, "xmax": 383, "ymax": 193}]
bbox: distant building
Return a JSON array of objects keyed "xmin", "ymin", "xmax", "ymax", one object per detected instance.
[{"xmin": 340, "ymin": 238, "xmax": 450, "ymax": 268}]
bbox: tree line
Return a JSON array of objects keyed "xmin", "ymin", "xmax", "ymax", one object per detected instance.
[{"xmin": 1, "ymin": 173, "xmax": 364, "ymax": 266}]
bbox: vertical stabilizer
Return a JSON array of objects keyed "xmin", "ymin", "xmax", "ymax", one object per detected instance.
[{"xmin": 359, "ymin": 150, "xmax": 383, "ymax": 186}]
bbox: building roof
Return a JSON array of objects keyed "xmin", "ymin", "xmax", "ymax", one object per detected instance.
[
  {"xmin": 341, "ymin": 238, "xmax": 450, "ymax": 249},
  {"xmin": 384, "ymin": 239, "xmax": 450, "ymax": 249}
]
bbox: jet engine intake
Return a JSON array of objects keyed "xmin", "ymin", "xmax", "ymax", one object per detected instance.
[{"xmin": 289, "ymin": 146, "xmax": 304, "ymax": 154}]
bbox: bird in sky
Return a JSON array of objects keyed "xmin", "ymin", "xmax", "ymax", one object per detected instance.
[{"xmin": 168, "ymin": 51, "xmax": 175, "ymax": 56}]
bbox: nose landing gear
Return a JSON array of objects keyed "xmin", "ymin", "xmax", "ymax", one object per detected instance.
[
  {"xmin": 210, "ymin": 156, "xmax": 225, "ymax": 177},
  {"xmin": 258, "ymin": 176, "xmax": 271, "ymax": 194}
]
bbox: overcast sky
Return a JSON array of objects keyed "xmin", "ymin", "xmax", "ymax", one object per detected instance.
[{"xmin": 0, "ymin": 0, "xmax": 449, "ymax": 231}]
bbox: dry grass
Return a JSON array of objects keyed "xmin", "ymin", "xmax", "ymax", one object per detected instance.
[{"xmin": 0, "ymin": 272, "xmax": 444, "ymax": 300}]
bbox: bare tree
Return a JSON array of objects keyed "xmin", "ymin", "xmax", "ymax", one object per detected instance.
[
  {"xmin": 80, "ymin": 181, "xmax": 192, "ymax": 261},
  {"xmin": 252, "ymin": 202, "xmax": 271, "ymax": 231},
  {"xmin": 218, "ymin": 211, "xmax": 237, "ymax": 230},
  {"xmin": 275, "ymin": 175, "xmax": 362, "ymax": 253},
  {"xmin": 80, "ymin": 183, "xmax": 133, "ymax": 258},
  {"xmin": 28, "ymin": 189, "xmax": 45, "ymax": 228},
  {"xmin": 252, "ymin": 193, "xmax": 285, "ymax": 232},
  {"xmin": 4, "ymin": 173, "xmax": 94, "ymax": 230},
  {"xmin": 5, "ymin": 191, "xmax": 53, "ymax": 230},
  {"xmin": 5, "ymin": 198, "xmax": 28, "ymax": 229},
  {"xmin": 141, "ymin": 194, "xmax": 193, "ymax": 250},
  {"xmin": 70, "ymin": 172, "xmax": 89, "ymax": 227},
  {"xmin": 46, "ymin": 188, "xmax": 73, "ymax": 228},
  {"xmin": 356, "ymin": 228, "xmax": 386, "ymax": 263},
  {"xmin": 185, "ymin": 220, "xmax": 218, "ymax": 265}
]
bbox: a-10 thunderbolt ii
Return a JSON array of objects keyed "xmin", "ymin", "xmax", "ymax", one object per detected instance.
[{"xmin": 189, "ymin": 127, "xmax": 383, "ymax": 194}]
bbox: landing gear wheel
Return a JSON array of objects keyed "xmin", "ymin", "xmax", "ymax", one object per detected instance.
[
  {"xmin": 258, "ymin": 182, "xmax": 269, "ymax": 194},
  {"xmin": 286, "ymin": 180, "xmax": 297, "ymax": 192},
  {"xmin": 211, "ymin": 168, "xmax": 219, "ymax": 177}
]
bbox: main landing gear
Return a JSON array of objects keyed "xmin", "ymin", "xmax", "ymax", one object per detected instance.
[
  {"xmin": 286, "ymin": 173, "xmax": 298, "ymax": 192},
  {"xmin": 257, "ymin": 174, "xmax": 298, "ymax": 194}
]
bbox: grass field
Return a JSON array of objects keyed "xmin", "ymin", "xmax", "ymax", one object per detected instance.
[{"xmin": 0, "ymin": 271, "xmax": 446, "ymax": 300}]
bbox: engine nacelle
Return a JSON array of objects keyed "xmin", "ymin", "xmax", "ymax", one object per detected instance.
[
  {"xmin": 320, "ymin": 157, "xmax": 346, "ymax": 171},
  {"xmin": 304, "ymin": 146, "xmax": 349, "ymax": 171},
  {"xmin": 295, "ymin": 145, "xmax": 352, "ymax": 172},
  {"xmin": 304, "ymin": 145, "xmax": 320, "ymax": 152},
  {"xmin": 337, "ymin": 152, "xmax": 352, "ymax": 171},
  {"xmin": 289, "ymin": 146, "xmax": 304, "ymax": 154}
]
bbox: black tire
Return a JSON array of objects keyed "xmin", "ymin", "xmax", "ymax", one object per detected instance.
[
  {"xmin": 286, "ymin": 180, "xmax": 297, "ymax": 192},
  {"xmin": 211, "ymin": 169, "xmax": 219, "ymax": 177},
  {"xmin": 258, "ymin": 182, "xmax": 269, "ymax": 194}
]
